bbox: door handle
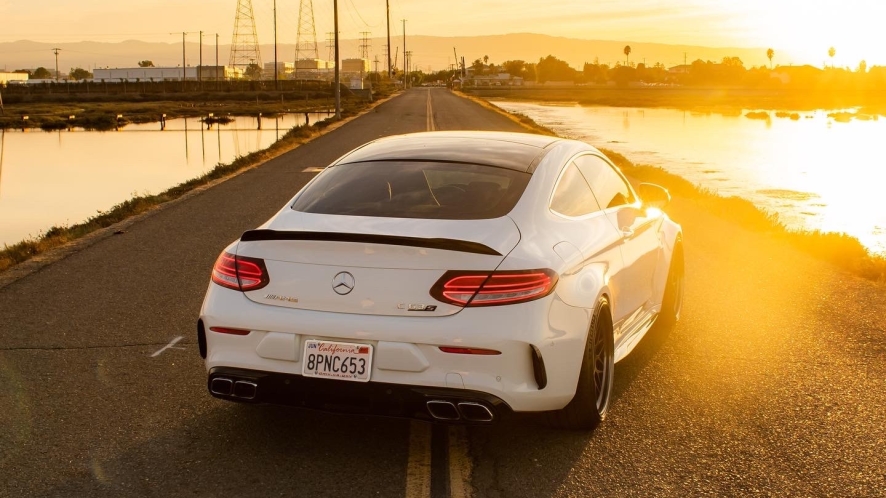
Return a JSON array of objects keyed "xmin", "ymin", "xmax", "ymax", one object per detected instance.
[{"xmin": 621, "ymin": 227, "xmax": 634, "ymax": 238}]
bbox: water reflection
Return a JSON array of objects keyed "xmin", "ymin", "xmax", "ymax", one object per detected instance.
[
  {"xmin": 0, "ymin": 112, "xmax": 331, "ymax": 246},
  {"xmin": 496, "ymin": 101, "xmax": 886, "ymax": 255}
]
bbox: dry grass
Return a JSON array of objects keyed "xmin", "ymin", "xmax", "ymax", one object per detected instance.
[
  {"xmin": 466, "ymin": 87, "xmax": 886, "ymax": 114},
  {"xmin": 0, "ymin": 96, "xmax": 342, "ymax": 130},
  {"xmin": 601, "ymin": 149, "xmax": 886, "ymax": 283}
]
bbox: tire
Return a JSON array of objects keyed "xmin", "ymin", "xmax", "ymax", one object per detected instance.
[
  {"xmin": 547, "ymin": 296, "xmax": 615, "ymax": 430},
  {"xmin": 659, "ymin": 241, "xmax": 685, "ymax": 326}
]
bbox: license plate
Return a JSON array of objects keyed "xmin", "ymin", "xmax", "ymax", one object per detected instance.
[{"xmin": 302, "ymin": 340, "xmax": 373, "ymax": 382}]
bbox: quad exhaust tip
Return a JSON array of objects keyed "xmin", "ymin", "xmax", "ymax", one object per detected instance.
[
  {"xmin": 426, "ymin": 400, "xmax": 494, "ymax": 422},
  {"xmin": 210, "ymin": 377, "xmax": 257, "ymax": 400},
  {"xmin": 457, "ymin": 402, "xmax": 494, "ymax": 422},
  {"xmin": 210, "ymin": 377, "xmax": 233, "ymax": 396}
]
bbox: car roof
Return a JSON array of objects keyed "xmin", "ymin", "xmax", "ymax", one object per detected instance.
[{"xmin": 336, "ymin": 131, "xmax": 564, "ymax": 173}]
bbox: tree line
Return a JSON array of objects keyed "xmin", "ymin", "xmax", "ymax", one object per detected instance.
[{"xmin": 422, "ymin": 50, "xmax": 886, "ymax": 90}]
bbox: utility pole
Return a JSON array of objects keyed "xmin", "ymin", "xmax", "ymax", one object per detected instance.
[
  {"xmin": 273, "ymin": 0, "xmax": 278, "ymax": 89},
  {"xmin": 386, "ymin": 0, "xmax": 392, "ymax": 77},
  {"xmin": 52, "ymin": 48, "xmax": 61, "ymax": 82},
  {"xmin": 334, "ymin": 0, "xmax": 340, "ymax": 119},
  {"xmin": 216, "ymin": 33, "xmax": 220, "ymax": 87},
  {"xmin": 182, "ymin": 32, "xmax": 187, "ymax": 91},
  {"xmin": 199, "ymin": 31, "xmax": 204, "ymax": 87},
  {"xmin": 684, "ymin": 52, "xmax": 687, "ymax": 65},
  {"xmin": 401, "ymin": 19, "xmax": 407, "ymax": 88}
]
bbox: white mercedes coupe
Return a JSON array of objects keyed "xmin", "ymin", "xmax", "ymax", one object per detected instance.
[{"xmin": 197, "ymin": 131, "xmax": 683, "ymax": 429}]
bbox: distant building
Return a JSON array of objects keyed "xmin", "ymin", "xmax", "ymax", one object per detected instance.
[
  {"xmin": 667, "ymin": 65, "xmax": 692, "ymax": 74},
  {"xmin": 92, "ymin": 66, "xmax": 236, "ymax": 82},
  {"xmin": 0, "ymin": 71, "xmax": 29, "ymax": 84},
  {"xmin": 769, "ymin": 65, "xmax": 823, "ymax": 85},
  {"xmin": 342, "ymin": 58, "xmax": 370, "ymax": 73},
  {"xmin": 292, "ymin": 59, "xmax": 335, "ymax": 81},
  {"xmin": 265, "ymin": 62, "xmax": 295, "ymax": 77},
  {"xmin": 542, "ymin": 80, "xmax": 574, "ymax": 87},
  {"xmin": 471, "ymin": 73, "xmax": 524, "ymax": 86}
]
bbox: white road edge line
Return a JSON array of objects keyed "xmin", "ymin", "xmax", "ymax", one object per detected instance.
[
  {"xmin": 449, "ymin": 426, "xmax": 473, "ymax": 498},
  {"xmin": 405, "ymin": 420, "xmax": 432, "ymax": 498},
  {"xmin": 150, "ymin": 336, "xmax": 184, "ymax": 357}
]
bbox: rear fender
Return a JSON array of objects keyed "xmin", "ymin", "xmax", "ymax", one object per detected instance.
[{"xmin": 653, "ymin": 218, "xmax": 682, "ymax": 305}]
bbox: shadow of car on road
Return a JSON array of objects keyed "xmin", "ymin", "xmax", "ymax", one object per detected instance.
[{"xmin": 465, "ymin": 320, "xmax": 679, "ymax": 497}]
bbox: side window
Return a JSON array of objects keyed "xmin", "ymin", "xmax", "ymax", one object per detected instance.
[
  {"xmin": 550, "ymin": 163, "xmax": 601, "ymax": 217},
  {"xmin": 575, "ymin": 155, "xmax": 636, "ymax": 209}
]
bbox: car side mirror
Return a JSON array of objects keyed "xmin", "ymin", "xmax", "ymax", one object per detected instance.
[{"xmin": 638, "ymin": 183, "xmax": 670, "ymax": 209}]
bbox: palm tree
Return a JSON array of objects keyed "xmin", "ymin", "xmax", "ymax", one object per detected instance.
[
  {"xmin": 766, "ymin": 48, "xmax": 774, "ymax": 69},
  {"xmin": 623, "ymin": 45, "xmax": 632, "ymax": 66},
  {"xmin": 483, "ymin": 55, "xmax": 489, "ymax": 65},
  {"xmin": 828, "ymin": 47, "xmax": 836, "ymax": 67}
]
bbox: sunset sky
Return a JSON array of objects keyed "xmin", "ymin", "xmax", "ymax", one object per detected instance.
[{"xmin": 1, "ymin": 0, "xmax": 884, "ymax": 67}]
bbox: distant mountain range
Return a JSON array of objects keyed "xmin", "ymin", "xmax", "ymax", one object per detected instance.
[{"xmin": 0, "ymin": 33, "xmax": 773, "ymax": 73}]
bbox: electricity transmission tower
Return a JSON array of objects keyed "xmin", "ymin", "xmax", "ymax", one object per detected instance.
[
  {"xmin": 229, "ymin": 0, "xmax": 262, "ymax": 78},
  {"xmin": 325, "ymin": 32, "xmax": 335, "ymax": 63},
  {"xmin": 359, "ymin": 31, "xmax": 371, "ymax": 59},
  {"xmin": 294, "ymin": 0, "xmax": 320, "ymax": 80}
]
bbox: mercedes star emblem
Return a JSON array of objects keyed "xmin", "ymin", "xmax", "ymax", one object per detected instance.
[{"xmin": 332, "ymin": 271, "xmax": 356, "ymax": 295}]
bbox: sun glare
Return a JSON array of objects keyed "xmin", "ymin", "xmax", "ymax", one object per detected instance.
[{"xmin": 722, "ymin": 0, "xmax": 886, "ymax": 66}]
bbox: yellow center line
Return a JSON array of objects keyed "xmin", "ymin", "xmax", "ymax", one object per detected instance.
[
  {"xmin": 448, "ymin": 426, "xmax": 473, "ymax": 498},
  {"xmin": 427, "ymin": 90, "xmax": 436, "ymax": 131},
  {"xmin": 405, "ymin": 420, "xmax": 432, "ymax": 498}
]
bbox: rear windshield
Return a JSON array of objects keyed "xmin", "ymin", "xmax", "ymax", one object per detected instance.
[{"xmin": 292, "ymin": 161, "xmax": 531, "ymax": 220}]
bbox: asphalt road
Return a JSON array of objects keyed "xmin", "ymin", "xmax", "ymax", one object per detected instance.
[{"xmin": 1, "ymin": 88, "xmax": 884, "ymax": 497}]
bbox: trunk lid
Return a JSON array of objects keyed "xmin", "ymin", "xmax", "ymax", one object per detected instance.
[{"xmin": 236, "ymin": 211, "xmax": 520, "ymax": 316}]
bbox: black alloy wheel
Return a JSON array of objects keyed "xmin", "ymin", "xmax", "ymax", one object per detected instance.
[{"xmin": 547, "ymin": 296, "xmax": 615, "ymax": 430}]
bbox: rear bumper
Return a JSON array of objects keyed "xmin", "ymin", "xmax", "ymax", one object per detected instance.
[
  {"xmin": 208, "ymin": 366, "xmax": 511, "ymax": 423},
  {"xmin": 199, "ymin": 283, "xmax": 593, "ymax": 412}
]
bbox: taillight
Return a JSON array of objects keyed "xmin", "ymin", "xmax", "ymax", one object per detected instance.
[
  {"xmin": 211, "ymin": 252, "xmax": 270, "ymax": 291},
  {"xmin": 430, "ymin": 269, "xmax": 558, "ymax": 307}
]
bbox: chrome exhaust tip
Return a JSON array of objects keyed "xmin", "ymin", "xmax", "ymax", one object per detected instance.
[
  {"xmin": 233, "ymin": 380, "xmax": 258, "ymax": 400},
  {"xmin": 426, "ymin": 400, "xmax": 460, "ymax": 420},
  {"xmin": 457, "ymin": 402, "xmax": 494, "ymax": 422},
  {"xmin": 210, "ymin": 377, "xmax": 234, "ymax": 396}
]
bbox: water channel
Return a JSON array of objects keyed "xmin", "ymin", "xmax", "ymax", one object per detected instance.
[
  {"xmin": 0, "ymin": 112, "xmax": 331, "ymax": 246},
  {"xmin": 495, "ymin": 101, "xmax": 886, "ymax": 255}
]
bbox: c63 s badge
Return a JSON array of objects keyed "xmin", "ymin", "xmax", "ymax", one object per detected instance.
[{"xmin": 398, "ymin": 303, "xmax": 438, "ymax": 312}]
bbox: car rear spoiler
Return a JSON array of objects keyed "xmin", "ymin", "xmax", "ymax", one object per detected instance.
[{"xmin": 239, "ymin": 229, "xmax": 502, "ymax": 256}]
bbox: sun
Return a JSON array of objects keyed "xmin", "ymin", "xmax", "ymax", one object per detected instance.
[{"xmin": 728, "ymin": 0, "xmax": 886, "ymax": 66}]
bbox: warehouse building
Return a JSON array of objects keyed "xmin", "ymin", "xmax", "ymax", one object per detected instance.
[
  {"xmin": 92, "ymin": 66, "xmax": 238, "ymax": 82},
  {"xmin": 0, "ymin": 72, "xmax": 29, "ymax": 84}
]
